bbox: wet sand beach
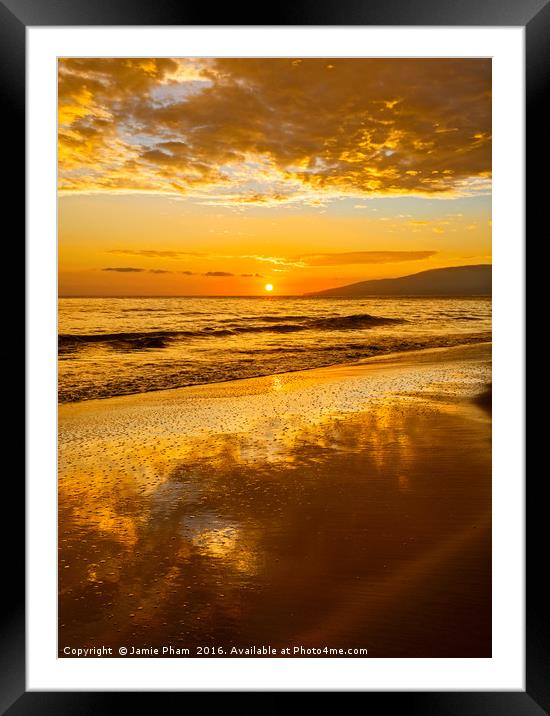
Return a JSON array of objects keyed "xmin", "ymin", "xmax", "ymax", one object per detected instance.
[{"xmin": 59, "ymin": 342, "xmax": 491, "ymax": 657}]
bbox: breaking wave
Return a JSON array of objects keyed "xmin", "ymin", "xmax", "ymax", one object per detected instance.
[{"xmin": 59, "ymin": 313, "xmax": 404, "ymax": 352}]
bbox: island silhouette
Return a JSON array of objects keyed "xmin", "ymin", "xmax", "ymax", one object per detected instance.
[{"xmin": 306, "ymin": 264, "xmax": 491, "ymax": 297}]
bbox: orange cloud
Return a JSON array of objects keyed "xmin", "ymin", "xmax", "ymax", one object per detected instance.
[
  {"xmin": 297, "ymin": 251, "xmax": 438, "ymax": 266},
  {"xmin": 102, "ymin": 267, "xmax": 144, "ymax": 272},
  {"xmin": 107, "ymin": 249, "xmax": 203, "ymax": 258},
  {"xmin": 58, "ymin": 58, "xmax": 491, "ymax": 201}
]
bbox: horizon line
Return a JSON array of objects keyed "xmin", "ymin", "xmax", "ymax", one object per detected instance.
[{"xmin": 59, "ymin": 293, "xmax": 492, "ymax": 299}]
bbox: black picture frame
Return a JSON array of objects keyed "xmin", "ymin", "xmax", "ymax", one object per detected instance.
[{"xmin": 6, "ymin": 0, "xmax": 540, "ymax": 708}]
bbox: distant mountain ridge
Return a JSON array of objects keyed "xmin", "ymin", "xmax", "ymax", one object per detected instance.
[{"xmin": 305, "ymin": 264, "xmax": 491, "ymax": 297}]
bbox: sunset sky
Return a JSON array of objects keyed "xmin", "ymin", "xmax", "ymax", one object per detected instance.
[{"xmin": 58, "ymin": 58, "xmax": 491, "ymax": 296}]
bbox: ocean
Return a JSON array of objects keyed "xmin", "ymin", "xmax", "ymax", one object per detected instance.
[{"xmin": 58, "ymin": 296, "xmax": 491, "ymax": 403}]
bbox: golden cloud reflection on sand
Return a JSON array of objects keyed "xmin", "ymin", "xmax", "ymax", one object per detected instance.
[{"xmin": 59, "ymin": 344, "xmax": 491, "ymax": 656}]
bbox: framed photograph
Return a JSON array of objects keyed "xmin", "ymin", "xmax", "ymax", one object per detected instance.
[{"xmin": 8, "ymin": 0, "xmax": 541, "ymax": 708}]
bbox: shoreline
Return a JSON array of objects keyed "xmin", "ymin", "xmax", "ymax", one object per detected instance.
[{"xmin": 59, "ymin": 339, "xmax": 491, "ymax": 410}]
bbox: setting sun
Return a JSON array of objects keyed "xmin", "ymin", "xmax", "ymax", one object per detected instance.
[{"xmin": 265, "ymin": 284, "xmax": 274, "ymax": 292}]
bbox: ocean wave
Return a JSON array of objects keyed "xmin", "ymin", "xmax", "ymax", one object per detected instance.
[
  {"xmin": 59, "ymin": 332, "xmax": 174, "ymax": 350},
  {"xmin": 58, "ymin": 313, "xmax": 404, "ymax": 351},
  {"xmin": 309, "ymin": 314, "xmax": 402, "ymax": 330},
  {"xmin": 220, "ymin": 314, "xmax": 310, "ymax": 323},
  {"xmin": 58, "ymin": 331, "xmax": 491, "ymax": 402}
]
